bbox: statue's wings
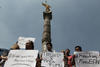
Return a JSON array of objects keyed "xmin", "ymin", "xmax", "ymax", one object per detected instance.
[{"xmin": 42, "ymin": 3, "xmax": 51, "ymax": 8}]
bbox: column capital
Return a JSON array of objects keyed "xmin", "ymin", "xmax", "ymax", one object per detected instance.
[{"xmin": 43, "ymin": 11, "xmax": 52, "ymax": 20}]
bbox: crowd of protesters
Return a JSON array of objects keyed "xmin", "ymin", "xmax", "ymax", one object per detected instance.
[{"xmin": 0, "ymin": 40, "xmax": 83, "ymax": 67}]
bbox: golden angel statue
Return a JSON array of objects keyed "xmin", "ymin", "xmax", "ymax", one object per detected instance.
[{"xmin": 42, "ymin": 2, "xmax": 51, "ymax": 12}]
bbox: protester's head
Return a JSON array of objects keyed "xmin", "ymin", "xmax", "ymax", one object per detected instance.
[
  {"xmin": 1, "ymin": 50, "xmax": 9, "ymax": 57},
  {"xmin": 65, "ymin": 49, "xmax": 70, "ymax": 55},
  {"xmin": 75, "ymin": 46, "xmax": 82, "ymax": 52},
  {"xmin": 26, "ymin": 40, "xmax": 34, "ymax": 50},
  {"xmin": 46, "ymin": 42, "xmax": 52, "ymax": 52},
  {"xmin": 10, "ymin": 41, "xmax": 19, "ymax": 50}
]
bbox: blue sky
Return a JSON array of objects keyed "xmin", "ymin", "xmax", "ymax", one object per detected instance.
[{"xmin": 0, "ymin": 0, "xmax": 100, "ymax": 53}]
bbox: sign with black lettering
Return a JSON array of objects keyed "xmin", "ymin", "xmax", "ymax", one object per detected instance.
[
  {"xmin": 4, "ymin": 50, "xmax": 38, "ymax": 67},
  {"xmin": 75, "ymin": 51, "xmax": 100, "ymax": 67},
  {"xmin": 41, "ymin": 52, "xmax": 64, "ymax": 67}
]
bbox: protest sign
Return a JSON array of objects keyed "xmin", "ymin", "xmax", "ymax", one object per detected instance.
[
  {"xmin": 75, "ymin": 51, "xmax": 100, "ymax": 67},
  {"xmin": 41, "ymin": 52, "xmax": 64, "ymax": 67},
  {"xmin": 4, "ymin": 50, "xmax": 38, "ymax": 67},
  {"xmin": 18, "ymin": 37, "xmax": 35, "ymax": 49}
]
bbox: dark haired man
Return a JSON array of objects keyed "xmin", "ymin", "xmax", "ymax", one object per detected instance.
[{"xmin": 46, "ymin": 42, "xmax": 55, "ymax": 52}]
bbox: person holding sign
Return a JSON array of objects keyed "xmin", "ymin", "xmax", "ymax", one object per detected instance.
[
  {"xmin": 25, "ymin": 40, "xmax": 34, "ymax": 50},
  {"xmin": 64, "ymin": 49, "xmax": 74, "ymax": 67},
  {"xmin": 46, "ymin": 42, "xmax": 55, "ymax": 52},
  {"xmin": 73, "ymin": 46, "xmax": 83, "ymax": 67},
  {"xmin": 75, "ymin": 46, "xmax": 82, "ymax": 52},
  {"xmin": 0, "ymin": 50, "xmax": 9, "ymax": 67},
  {"xmin": 18, "ymin": 40, "xmax": 41, "ymax": 67},
  {"xmin": 4, "ymin": 38, "xmax": 40, "ymax": 67},
  {"xmin": 23, "ymin": 40, "xmax": 41, "ymax": 67}
]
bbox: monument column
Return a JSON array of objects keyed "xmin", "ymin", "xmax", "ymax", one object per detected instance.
[{"xmin": 42, "ymin": 3, "xmax": 52, "ymax": 52}]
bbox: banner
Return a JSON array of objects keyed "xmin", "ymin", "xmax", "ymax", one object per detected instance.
[
  {"xmin": 75, "ymin": 51, "xmax": 100, "ymax": 67},
  {"xmin": 18, "ymin": 37, "xmax": 36, "ymax": 49},
  {"xmin": 41, "ymin": 52, "xmax": 64, "ymax": 67},
  {"xmin": 4, "ymin": 50, "xmax": 38, "ymax": 67}
]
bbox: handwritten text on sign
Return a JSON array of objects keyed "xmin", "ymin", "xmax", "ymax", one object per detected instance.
[
  {"xmin": 41, "ymin": 52, "xmax": 64, "ymax": 67},
  {"xmin": 4, "ymin": 50, "xmax": 38, "ymax": 67},
  {"xmin": 75, "ymin": 51, "xmax": 100, "ymax": 67}
]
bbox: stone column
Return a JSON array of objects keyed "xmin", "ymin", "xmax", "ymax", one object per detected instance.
[{"xmin": 42, "ymin": 11, "xmax": 52, "ymax": 52}]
